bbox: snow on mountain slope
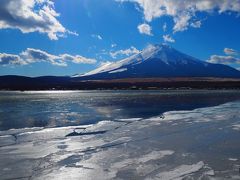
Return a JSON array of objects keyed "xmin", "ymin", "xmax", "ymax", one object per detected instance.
[{"xmin": 73, "ymin": 44, "xmax": 240, "ymax": 80}]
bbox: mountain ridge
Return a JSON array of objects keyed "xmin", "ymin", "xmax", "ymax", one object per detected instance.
[{"xmin": 74, "ymin": 44, "xmax": 240, "ymax": 80}]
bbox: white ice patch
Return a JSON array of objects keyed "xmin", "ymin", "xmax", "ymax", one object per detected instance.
[
  {"xmin": 138, "ymin": 150, "xmax": 174, "ymax": 163},
  {"xmin": 152, "ymin": 161, "xmax": 205, "ymax": 180},
  {"xmin": 205, "ymin": 169, "xmax": 215, "ymax": 176},
  {"xmin": 111, "ymin": 150, "xmax": 174, "ymax": 170},
  {"xmin": 232, "ymin": 124, "xmax": 240, "ymax": 131},
  {"xmin": 149, "ymin": 102, "xmax": 240, "ymax": 125},
  {"xmin": 0, "ymin": 127, "xmax": 44, "ymax": 136},
  {"xmin": 229, "ymin": 158, "xmax": 238, "ymax": 161},
  {"xmin": 115, "ymin": 118, "xmax": 142, "ymax": 122},
  {"xmin": 1, "ymin": 101, "xmax": 240, "ymax": 179}
]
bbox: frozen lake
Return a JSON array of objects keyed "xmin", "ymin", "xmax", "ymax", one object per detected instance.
[{"xmin": 0, "ymin": 90, "xmax": 240, "ymax": 179}]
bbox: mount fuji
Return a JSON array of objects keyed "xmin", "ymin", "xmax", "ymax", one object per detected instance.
[
  {"xmin": 1, "ymin": 44, "xmax": 240, "ymax": 90},
  {"xmin": 74, "ymin": 44, "xmax": 240, "ymax": 80}
]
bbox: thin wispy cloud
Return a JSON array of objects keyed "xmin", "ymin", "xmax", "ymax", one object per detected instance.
[
  {"xmin": 91, "ymin": 34, "xmax": 103, "ymax": 40},
  {"xmin": 111, "ymin": 44, "xmax": 117, "ymax": 48},
  {"xmin": 191, "ymin": 21, "xmax": 202, "ymax": 28},
  {"xmin": 163, "ymin": 34, "xmax": 175, "ymax": 43},
  {"xmin": 0, "ymin": 48, "xmax": 96, "ymax": 67},
  {"xmin": 163, "ymin": 23, "xmax": 167, "ymax": 32}
]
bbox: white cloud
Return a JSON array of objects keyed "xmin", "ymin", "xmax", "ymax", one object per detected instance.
[
  {"xmin": 0, "ymin": 48, "xmax": 96, "ymax": 66},
  {"xmin": 111, "ymin": 44, "xmax": 117, "ymax": 48},
  {"xmin": 91, "ymin": 34, "xmax": 103, "ymax": 40},
  {"xmin": 21, "ymin": 48, "xmax": 61, "ymax": 64},
  {"xmin": 163, "ymin": 34, "xmax": 175, "ymax": 43},
  {"xmin": 173, "ymin": 13, "xmax": 191, "ymax": 32},
  {"xmin": 207, "ymin": 47, "xmax": 240, "ymax": 68},
  {"xmin": 0, "ymin": 53, "xmax": 26, "ymax": 66},
  {"xmin": 110, "ymin": 46, "xmax": 140, "ymax": 58},
  {"xmin": 207, "ymin": 55, "xmax": 240, "ymax": 65},
  {"xmin": 0, "ymin": 0, "xmax": 77, "ymax": 40},
  {"xmin": 224, "ymin": 48, "xmax": 239, "ymax": 56},
  {"xmin": 191, "ymin": 20, "xmax": 202, "ymax": 28},
  {"xmin": 117, "ymin": 0, "xmax": 240, "ymax": 33},
  {"xmin": 137, "ymin": 23, "xmax": 152, "ymax": 35},
  {"xmin": 60, "ymin": 54, "xmax": 96, "ymax": 64},
  {"xmin": 66, "ymin": 30, "xmax": 79, "ymax": 37}
]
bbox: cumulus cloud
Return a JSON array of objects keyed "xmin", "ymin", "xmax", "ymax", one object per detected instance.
[
  {"xmin": 60, "ymin": 54, "xmax": 96, "ymax": 64},
  {"xmin": 110, "ymin": 46, "xmax": 140, "ymax": 58},
  {"xmin": 0, "ymin": 0, "xmax": 77, "ymax": 40},
  {"xmin": 91, "ymin": 34, "xmax": 103, "ymax": 40},
  {"xmin": 224, "ymin": 48, "xmax": 239, "ymax": 56},
  {"xmin": 163, "ymin": 34, "xmax": 175, "ymax": 43},
  {"xmin": 173, "ymin": 13, "xmax": 191, "ymax": 32},
  {"xmin": 0, "ymin": 53, "xmax": 26, "ymax": 66},
  {"xmin": 208, "ymin": 47, "xmax": 240, "ymax": 69},
  {"xmin": 21, "ymin": 48, "xmax": 60, "ymax": 64},
  {"xmin": 207, "ymin": 55, "xmax": 240, "ymax": 65},
  {"xmin": 0, "ymin": 48, "xmax": 96, "ymax": 66},
  {"xmin": 117, "ymin": 0, "xmax": 240, "ymax": 33},
  {"xmin": 137, "ymin": 23, "xmax": 152, "ymax": 35}
]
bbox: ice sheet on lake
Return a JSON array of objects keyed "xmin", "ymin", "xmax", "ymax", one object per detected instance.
[
  {"xmin": 151, "ymin": 161, "xmax": 204, "ymax": 180},
  {"xmin": 1, "ymin": 101, "xmax": 240, "ymax": 179},
  {"xmin": 232, "ymin": 124, "xmax": 240, "ymax": 131}
]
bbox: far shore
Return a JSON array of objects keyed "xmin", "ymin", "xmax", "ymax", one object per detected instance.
[{"xmin": 0, "ymin": 76, "xmax": 240, "ymax": 90}]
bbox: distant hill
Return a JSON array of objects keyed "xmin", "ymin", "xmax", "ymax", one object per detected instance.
[{"xmin": 0, "ymin": 76, "xmax": 240, "ymax": 90}]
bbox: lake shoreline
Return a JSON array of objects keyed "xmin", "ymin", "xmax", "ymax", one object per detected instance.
[{"xmin": 1, "ymin": 76, "xmax": 240, "ymax": 90}]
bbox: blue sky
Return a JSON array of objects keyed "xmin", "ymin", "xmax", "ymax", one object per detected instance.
[{"xmin": 0, "ymin": 0, "xmax": 240, "ymax": 76}]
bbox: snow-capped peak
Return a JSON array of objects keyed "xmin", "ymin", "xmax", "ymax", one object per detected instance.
[
  {"xmin": 141, "ymin": 44, "xmax": 173, "ymax": 61},
  {"xmin": 74, "ymin": 44, "xmax": 205, "ymax": 78},
  {"xmin": 72, "ymin": 44, "xmax": 240, "ymax": 79}
]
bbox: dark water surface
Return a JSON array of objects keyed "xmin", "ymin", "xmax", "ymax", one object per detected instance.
[{"xmin": 1, "ymin": 90, "xmax": 240, "ymax": 131}]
